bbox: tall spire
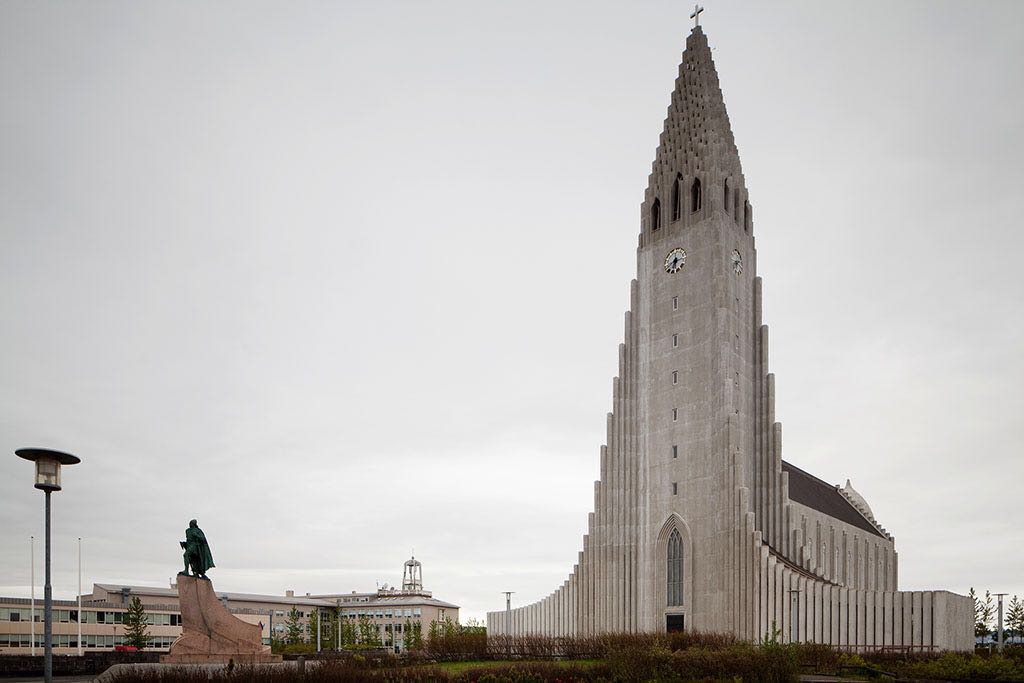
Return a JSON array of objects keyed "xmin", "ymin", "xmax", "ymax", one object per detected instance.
[{"xmin": 643, "ymin": 25, "xmax": 751, "ymax": 235}]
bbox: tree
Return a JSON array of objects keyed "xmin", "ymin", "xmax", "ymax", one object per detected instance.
[
  {"xmin": 339, "ymin": 618, "xmax": 357, "ymax": 647},
  {"xmin": 403, "ymin": 619, "xmax": 422, "ymax": 652},
  {"xmin": 981, "ymin": 590, "xmax": 996, "ymax": 640},
  {"xmin": 122, "ymin": 596, "xmax": 151, "ymax": 649},
  {"xmin": 969, "ymin": 587, "xmax": 994, "ymax": 639},
  {"xmin": 324, "ymin": 609, "xmax": 339, "ymax": 650},
  {"xmin": 285, "ymin": 606, "xmax": 304, "ymax": 645},
  {"xmin": 357, "ymin": 616, "xmax": 381, "ymax": 647},
  {"xmin": 306, "ymin": 608, "xmax": 320, "ymax": 648},
  {"xmin": 461, "ymin": 618, "xmax": 486, "ymax": 635},
  {"xmin": 1007, "ymin": 595, "xmax": 1023, "ymax": 644}
]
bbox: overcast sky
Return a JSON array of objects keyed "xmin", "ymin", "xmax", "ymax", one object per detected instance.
[{"xmin": 2, "ymin": 1, "xmax": 1022, "ymax": 624}]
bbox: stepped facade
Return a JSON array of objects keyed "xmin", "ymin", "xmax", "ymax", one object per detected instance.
[{"xmin": 486, "ymin": 24, "xmax": 973, "ymax": 652}]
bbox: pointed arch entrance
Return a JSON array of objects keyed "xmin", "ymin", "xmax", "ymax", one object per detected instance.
[{"xmin": 655, "ymin": 514, "xmax": 693, "ymax": 632}]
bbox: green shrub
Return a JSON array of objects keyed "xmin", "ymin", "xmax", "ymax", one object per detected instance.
[
  {"xmin": 670, "ymin": 643, "xmax": 797, "ymax": 683},
  {"xmin": 604, "ymin": 642, "xmax": 675, "ymax": 682},
  {"xmin": 897, "ymin": 651, "xmax": 1024, "ymax": 681},
  {"xmin": 790, "ymin": 642, "xmax": 840, "ymax": 671}
]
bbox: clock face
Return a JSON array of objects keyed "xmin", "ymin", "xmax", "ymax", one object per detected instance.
[
  {"xmin": 664, "ymin": 248, "xmax": 687, "ymax": 274},
  {"xmin": 731, "ymin": 249, "xmax": 743, "ymax": 275}
]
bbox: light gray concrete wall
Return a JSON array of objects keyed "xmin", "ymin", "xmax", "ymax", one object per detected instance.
[
  {"xmin": 788, "ymin": 500, "xmax": 896, "ymax": 590},
  {"xmin": 486, "ymin": 26, "xmax": 972, "ymax": 653}
]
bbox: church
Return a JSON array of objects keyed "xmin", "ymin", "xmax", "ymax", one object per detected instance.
[{"xmin": 486, "ymin": 19, "xmax": 973, "ymax": 651}]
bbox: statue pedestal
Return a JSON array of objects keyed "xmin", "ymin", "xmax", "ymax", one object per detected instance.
[{"xmin": 161, "ymin": 575, "xmax": 281, "ymax": 664}]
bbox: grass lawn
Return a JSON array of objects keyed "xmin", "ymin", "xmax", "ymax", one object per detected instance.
[{"xmin": 428, "ymin": 659, "xmax": 601, "ymax": 673}]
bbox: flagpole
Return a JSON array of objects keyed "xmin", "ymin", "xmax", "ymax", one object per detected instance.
[
  {"xmin": 77, "ymin": 538, "xmax": 83, "ymax": 656},
  {"xmin": 30, "ymin": 536, "xmax": 36, "ymax": 656}
]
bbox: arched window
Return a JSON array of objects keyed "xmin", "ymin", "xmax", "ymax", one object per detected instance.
[
  {"xmin": 734, "ymin": 191, "xmax": 740, "ymax": 225},
  {"xmin": 667, "ymin": 528, "xmax": 684, "ymax": 606},
  {"xmin": 671, "ymin": 175, "xmax": 682, "ymax": 222},
  {"xmin": 743, "ymin": 200, "xmax": 751, "ymax": 231},
  {"xmin": 723, "ymin": 179, "xmax": 730, "ymax": 214},
  {"xmin": 690, "ymin": 178, "xmax": 701, "ymax": 213},
  {"xmin": 651, "ymin": 198, "xmax": 661, "ymax": 231}
]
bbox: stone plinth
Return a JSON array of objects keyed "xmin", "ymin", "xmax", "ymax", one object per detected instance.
[{"xmin": 161, "ymin": 575, "xmax": 281, "ymax": 664}]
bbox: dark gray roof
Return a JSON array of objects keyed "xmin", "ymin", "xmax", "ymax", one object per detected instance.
[{"xmin": 782, "ymin": 461, "xmax": 884, "ymax": 538}]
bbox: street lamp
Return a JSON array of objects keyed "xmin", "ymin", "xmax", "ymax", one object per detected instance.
[
  {"xmin": 501, "ymin": 591, "xmax": 514, "ymax": 657},
  {"xmin": 995, "ymin": 593, "xmax": 1008, "ymax": 654},
  {"xmin": 16, "ymin": 448, "xmax": 81, "ymax": 683}
]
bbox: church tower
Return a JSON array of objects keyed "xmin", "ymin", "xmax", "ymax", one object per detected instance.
[
  {"xmin": 487, "ymin": 20, "xmax": 973, "ymax": 651},
  {"xmin": 634, "ymin": 23, "xmax": 756, "ymax": 634}
]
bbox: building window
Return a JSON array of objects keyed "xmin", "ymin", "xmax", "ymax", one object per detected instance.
[
  {"xmin": 672, "ymin": 408, "xmax": 678, "ymax": 421},
  {"xmin": 671, "ymin": 174, "xmax": 682, "ymax": 221},
  {"xmin": 671, "ymin": 371, "xmax": 678, "ymax": 385},
  {"xmin": 651, "ymin": 198, "xmax": 661, "ymax": 231},
  {"xmin": 672, "ymin": 445, "xmax": 678, "ymax": 459},
  {"xmin": 691, "ymin": 177, "xmax": 702, "ymax": 212},
  {"xmin": 672, "ymin": 296, "xmax": 678, "ymax": 311},
  {"xmin": 671, "ymin": 482, "xmax": 678, "ymax": 495},
  {"xmin": 672, "ymin": 334, "xmax": 678, "ymax": 347},
  {"xmin": 723, "ymin": 178, "xmax": 729, "ymax": 212},
  {"xmin": 667, "ymin": 528, "xmax": 684, "ymax": 606}
]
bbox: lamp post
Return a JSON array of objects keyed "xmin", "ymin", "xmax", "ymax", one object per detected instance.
[
  {"xmin": 501, "ymin": 591, "xmax": 514, "ymax": 657},
  {"xmin": 16, "ymin": 448, "xmax": 81, "ymax": 683},
  {"xmin": 995, "ymin": 593, "xmax": 1008, "ymax": 654},
  {"xmin": 77, "ymin": 538, "xmax": 82, "ymax": 656},
  {"xmin": 30, "ymin": 536, "xmax": 36, "ymax": 656}
]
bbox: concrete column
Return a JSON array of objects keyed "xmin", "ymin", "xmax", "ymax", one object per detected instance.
[
  {"xmin": 922, "ymin": 591, "xmax": 933, "ymax": 650},
  {"xmin": 902, "ymin": 592, "xmax": 913, "ymax": 647}
]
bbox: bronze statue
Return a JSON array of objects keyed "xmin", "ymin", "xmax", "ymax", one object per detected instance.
[{"xmin": 179, "ymin": 519, "xmax": 215, "ymax": 579}]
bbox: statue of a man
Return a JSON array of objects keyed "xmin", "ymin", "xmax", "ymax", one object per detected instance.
[{"xmin": 179, "ymin": 519, "xmax": 215, "ymax": 579}]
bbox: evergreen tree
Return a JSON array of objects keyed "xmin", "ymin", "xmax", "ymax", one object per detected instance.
[
  {"xmin": 285, "ymin": 606, "xmax": 304, "ymax": 645},
  {"xmin": 966, "ymin": 589, "xmax": 991, "ymax": 643},
  {"xmin": 122, "ymin": 596, "xmax": 151, "ymax": 649},
  {"xmin": 357, "ymin": 616, "xmax": 381, "ymax": 646},
  {"xmin": 325, "ymin": 609, "xmax": 339, "ymax": 650},
  {"xmin": 980, "ymin": 590, "xmax": 995, "ymax": 639},
  {"xmin": 402, "ymin": 619, "xmax": 422, "ymax": 651},
  {"xmin": 340, "ymin": 619, "xmax": 357, "ymax": 647},
  {"xmin": 1007, "ymin": 595, "xmax": 1023, "ymax": 644},
  {"xmin": 306, "ymin": 609, "xmax": 319, "ymax": 647}
]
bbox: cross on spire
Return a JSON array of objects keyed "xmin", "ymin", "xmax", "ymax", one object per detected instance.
[{"xmin": 690, "ymin": 4, "xmax": 704, "ymax": 28}]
